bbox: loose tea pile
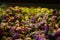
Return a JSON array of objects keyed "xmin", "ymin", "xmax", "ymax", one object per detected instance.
[{"xmin": 0, "ymin": 4, "xmax": 60, "ymax": 40}]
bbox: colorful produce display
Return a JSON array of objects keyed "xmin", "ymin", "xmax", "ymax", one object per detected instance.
[{"xmin": 0, "ymin": 4, "xmax": 60, "ymax": 40}]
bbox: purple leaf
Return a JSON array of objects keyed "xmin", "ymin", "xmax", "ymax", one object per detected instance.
[
  {"xmin": 14, "ymin": 16, "xmax": 18, "ymax": 19},
  {"xmin": 13, "ymin": 33, "xmax": 20, "ymax": 39},
  {"xmin": 23, "ymin": 27, "xmax": 29, "ymax": 32},
  {"xmin": 36, "ymin": 35, "xmax": 44, "ymax": 40},
  {"xmin": 23, "ymin": 21, "xmax": 28, "ymax": 24},
  {"xmin": 45, "ymin": 24, "xmax": 50, "ymax": 31},
  {"xmin": 52, "ymin": 16, "xmax": 57, "ymax": 19}
]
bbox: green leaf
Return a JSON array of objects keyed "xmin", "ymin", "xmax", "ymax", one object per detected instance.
[{"xmin": 0, "ymin": 4, "xmax": 7, "ymax": 9}]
